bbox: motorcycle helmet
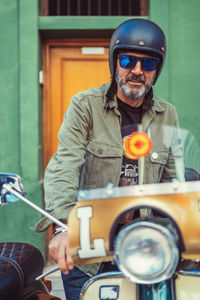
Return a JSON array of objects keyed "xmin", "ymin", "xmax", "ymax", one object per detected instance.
[{"xmin": 109, "ymin": 18, "xmax": 166, "ymax": 84}]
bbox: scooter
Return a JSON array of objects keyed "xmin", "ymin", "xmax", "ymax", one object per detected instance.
[
  {"xmin": 1, "ymin": 125, "xmax": 200, "ymax": 299},
  {"xmin": 0, "ymin": 174, "xmax": 62, "ymax": 300}
]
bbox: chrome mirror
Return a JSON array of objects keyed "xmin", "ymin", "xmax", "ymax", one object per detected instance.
[
  {"xmin": 0, "ymin": 173, "xmax": 26, "ymax": 205},
  {"xmin": 0, "ymin": 172, "xmax": 68, "ymax": 280},
  {"xmin": 0, "ymin": 173, "xmax": 68, "ymax": 230}
]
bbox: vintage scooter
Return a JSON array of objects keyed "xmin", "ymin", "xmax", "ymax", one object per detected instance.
[
  {"xmin": 0, "ymin": 174, "xmax": 62, "ymax": 300},
  {"xmin": 68, "ymin": 126, "xmax": 200, "ymax": 300},
  {"xmin": 1, "ymin": 125, "xmax": 200, "ymax": 299}
]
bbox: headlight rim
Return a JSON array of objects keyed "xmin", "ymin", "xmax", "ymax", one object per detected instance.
[{"xmin": 114, "ymin": 220, "xmax": 179, "ymax": 284}]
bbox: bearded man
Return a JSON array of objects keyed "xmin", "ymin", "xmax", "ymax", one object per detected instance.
[{"xmin": 36, "ymin": 18, "xmax": 184, "ymax": 300}]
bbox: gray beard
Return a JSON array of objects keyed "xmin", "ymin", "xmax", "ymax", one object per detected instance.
[{"xmin": 115, "ymin": 72, "xmax": 154, "ymax": 100}]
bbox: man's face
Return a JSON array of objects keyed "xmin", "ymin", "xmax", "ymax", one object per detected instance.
[{"xmin": 115, "ymin": 52, "xmax": 157, "ymax": 101}]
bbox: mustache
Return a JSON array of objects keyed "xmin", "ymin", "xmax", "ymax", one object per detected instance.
[{"xmin": 126, "ymin": 74, "xmax": 145, "ymax": 83}]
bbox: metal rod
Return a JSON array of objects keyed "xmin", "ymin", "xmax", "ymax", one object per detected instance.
[
  {"xmin": 42, "ymin": 0, "xmax": 49, "ymax": 16},
  {"xmin": 118, "ymin": 0, "xmax": 121, "ymax": 16},
  {"xmin": 77, "ymin": 0, "xmax": 81, "ymax": 15},
  {"xmin": 3, "ymin": 184, "xmax": 68, "ymax": 230},
  {"xmin": 88, "ymin": 0, "xmax": 91, "ymax": 15},
  {"xmin": 36, "ymin": 265, "xmax": 60, "ymax": 281},
  {"xmin": 108, "ymin": 0, "xmax": 111, "ymax": 16},
  {"xmin": 128, "ymin": 0, "xmax": 131, "ymax": 15},
  {"xmin": 98, "ymin": 0, "xmax": 101, "ymax": 16},
  {"xmin": 67, "ymin": 0, "xmax": 71, "ymax": 15},
  {"xmin": 140, "ymin": 0, "xmax": 148, "ymax": 16},
  {"xmin": 57, "ymin": 0, "xmax": 61, "ymax": 15}
]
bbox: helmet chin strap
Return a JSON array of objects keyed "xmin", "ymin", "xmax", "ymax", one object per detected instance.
[
  {"xmin": 105, "ymin": 78, "xmax": 117, "ymax": 101},
  {"xmin": 142, "ymin": 87, "xmax": 154, "ymax": 111}
]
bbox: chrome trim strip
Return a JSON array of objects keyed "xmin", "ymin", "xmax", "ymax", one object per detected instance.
[
  {"xmin": 80, "ymin": 271, "xmax": 124, "ymax": 299},
  {"xmin": 78, "ymin": 181, "xmax": 200, "ymax": 201},
  {"xmin": 179, "ymin": 270, "xmax": 200, "ymax": 276}
]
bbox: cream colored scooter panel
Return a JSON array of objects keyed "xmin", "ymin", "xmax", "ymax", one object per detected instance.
[
  {"xmin": 80, "ymin": 272, "xmax": 136, "ymax": 300},
  {"xmin": 176, "ymin": 274, "xmax": 200, "ymax": 300},
  {"xmin": 80, "ymin": 272, "xmax": 200, "ymax": 300}
]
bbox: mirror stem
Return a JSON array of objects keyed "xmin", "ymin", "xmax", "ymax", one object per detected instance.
[{"xmin": 3, "ymin": 184, "xmax": 68, "ymax": 230}]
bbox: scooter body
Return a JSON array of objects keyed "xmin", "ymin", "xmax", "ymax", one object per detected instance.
[
  {"xmin": 0, "ymin": 174, "xmax": 61, "ymax": 300},
  {"xmin": 1, "ymin": 125, "xmax": 200, "ymax": 299},
  {"xmin": 80, "ymin": 271, "xmax": 200, "ymax": 300},
  {"xmin": 67, "ymin": 181, "xmax": 200, "ymax": 300}
]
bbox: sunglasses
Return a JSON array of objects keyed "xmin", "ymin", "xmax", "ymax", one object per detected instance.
[{"xmin": 118, "ymin": 54, "xmax": 160, "ymax": 71}]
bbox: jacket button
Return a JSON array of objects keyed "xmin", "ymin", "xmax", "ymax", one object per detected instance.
[
  {"xmin": 98, "ymin": 149, "xmax": 103, "ymax": 154},
  {"xmin": 152, "ymin": 152, "xmax": 158, "ymax": 159}
]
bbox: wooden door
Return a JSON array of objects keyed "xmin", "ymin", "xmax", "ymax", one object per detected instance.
[{"xmin": 43, "ymin": 39, "xmax": 110, "ymax": 169}]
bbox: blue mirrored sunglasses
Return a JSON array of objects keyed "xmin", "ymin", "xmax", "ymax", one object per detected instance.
[{"xmin": 118, "ymin": 54, "xmax": 160, "ymax": 71}]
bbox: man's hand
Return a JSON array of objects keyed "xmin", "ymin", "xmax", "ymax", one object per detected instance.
[{"xmin": 49, "ymin": 231, "xmax": 74, "ymax": 275}]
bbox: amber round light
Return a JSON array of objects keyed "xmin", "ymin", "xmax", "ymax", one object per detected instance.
[{"xmin": 127, "ymin": 132, "xmax": 152, "ymax": 158}]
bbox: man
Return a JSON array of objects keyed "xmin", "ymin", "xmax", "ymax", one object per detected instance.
[{"xmin": 36, "ymin": 19, "xmax": 184, "ymax": 299}]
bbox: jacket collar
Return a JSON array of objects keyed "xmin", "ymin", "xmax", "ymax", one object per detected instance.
[{"xmin": 152, "ymin": 95, "xmax": 166, "ymax": 112}]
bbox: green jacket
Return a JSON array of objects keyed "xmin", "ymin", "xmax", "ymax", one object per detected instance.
[{"xmin": 35, "ymin": 83, "xmax": 184, "ymax": 275}]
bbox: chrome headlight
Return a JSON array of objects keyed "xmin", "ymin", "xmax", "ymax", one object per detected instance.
[{"xmin": 114, "ymin": 221, "xmax": 179, "ymax": 284}]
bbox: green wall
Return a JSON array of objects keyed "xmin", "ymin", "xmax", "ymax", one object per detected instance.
[
  {"xmin": 0, "ymin": 0, "xmax": 200, "ymax": 258},
  {"xmin": 0, "ymin": 1, "xmax": 20, "ymax": 171},
  {"xmin": 0, "ymin": 0, "xmax": 45, "ymax": 255},
  {"xmin": 150, "ymin": 0, "xmax": 200, "ymax": 142},
  {"xmin": 170, "ymin": 0, "xmax": 200, "ymax": 140}
]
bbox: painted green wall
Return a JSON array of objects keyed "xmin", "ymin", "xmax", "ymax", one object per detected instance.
[
  {"xmin": 0, "ymin": 1, "xmax": 20, "ymax": 171},
  {"xmin": 0, "ymin": 0, "xmax": 45, "ymax": 255},
  {"xmin": 169, "ymin": 0, "xmax": 200, "ymax": 140},
  {"xmin": 0, "ymin": 0, "xmax": 200, "ymax": 258},
  {"xmin": 150, "ymin": 0, "xmax": 200, "ymax": 145}
]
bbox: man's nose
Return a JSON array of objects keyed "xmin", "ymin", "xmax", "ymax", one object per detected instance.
[{"xmin": 131, "ymin": 60, "xmax": 143, "ymax": 75}]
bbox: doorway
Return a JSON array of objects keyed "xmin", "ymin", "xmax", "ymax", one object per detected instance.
[{"xmin": 43, "ymin": 39, "xmax": 110, "ymax": 168}]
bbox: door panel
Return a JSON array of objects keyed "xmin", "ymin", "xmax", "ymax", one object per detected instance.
[{"xmin": 43, "ymin": 39, "xmax": 110, "ymax": 168}]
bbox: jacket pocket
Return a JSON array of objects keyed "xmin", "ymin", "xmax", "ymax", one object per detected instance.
[
  {"xmin": 87, "ymin": 140, "xmax": 122, "ymax": 157},
  {"xmin": 83, "ymin": 140, "xmax": 122, "ymax": 189},
  {"xmin": 148, "ymin": 150, "xmax": 169, "ymax": 182}
]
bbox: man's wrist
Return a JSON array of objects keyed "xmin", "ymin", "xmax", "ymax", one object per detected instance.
[
  {"xmin": 52, "ymin": 219, "xmax": 68, "ymax": 238},
  {"xmin": 52, "ymin": 226, "xmax": 68, "ymax": 238}
]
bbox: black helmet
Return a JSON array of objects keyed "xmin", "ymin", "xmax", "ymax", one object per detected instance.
[{"xmin": 109, "ymin": 18, "xmax": 166, "ymax": 84}]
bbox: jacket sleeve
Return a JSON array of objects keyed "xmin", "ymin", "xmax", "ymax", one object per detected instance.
[{"xmin": 35, "ymin": 95, "xmax": 92, "ymax": 232}]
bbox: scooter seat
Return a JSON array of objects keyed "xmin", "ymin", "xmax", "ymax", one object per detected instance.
[{"xmin": 0, "ymin": 242, "xmax": 44, "ymax": 299}]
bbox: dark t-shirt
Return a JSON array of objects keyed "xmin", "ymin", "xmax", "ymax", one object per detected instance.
[{"xmin": 117, "ymin": 98, "xmax": 143, "ymax": 186}]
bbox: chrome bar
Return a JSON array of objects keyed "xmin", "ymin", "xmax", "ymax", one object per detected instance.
[
  {"xmin": 118, "ymin": 0, "xmax": 122, "ymax": 15},
  {"xmin": 88, "ymin": 0, "xmax": 91, "ymax": 15},
  {"xmin": 36, "ymin": 265, "xmax": 60, "ymax": 281},
  {"xmin": 67, "ymin": 0, "xmax": 71, "ymax": 15},
  {"xmin": 128, "ymin": 0, "xmax": 132, "ymax": 15},
  {"xmin": 57, "ymin": 0, "xmax": 61, "ymax": 16},
  {"xmin": 179, "ymin": 269, "xmax": 200, "ymax": 276},
  {"xmin": 3, "ymin": 184, "xmax": 68, "ymax": 230},
  {"xmin": 98, "ymin": 0, "xmax": 101, "ymax": 16},
  {"xmin": 108, "ymin": 0, "xmax": 111, "ymax": 16},
  {"xmin": 77, "ymin": 0, "xmax": 81, "ymax": 15}
]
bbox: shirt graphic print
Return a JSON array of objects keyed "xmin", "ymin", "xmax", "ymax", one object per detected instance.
[{"xmin": 117, "ymin": 98, "xmax": 143, "ymax": 186}]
